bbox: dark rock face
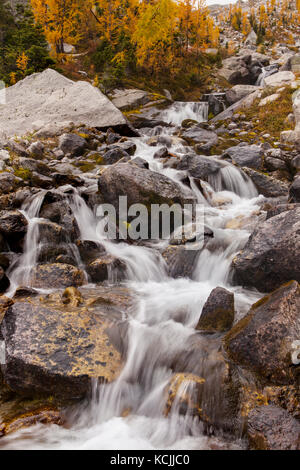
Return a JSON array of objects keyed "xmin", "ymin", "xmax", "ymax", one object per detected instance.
[
  {"xmin": 0, "ymin": 267, "xmax": 10, "ymax": 294},
  {"xmin": 76, "ymin": 240, "xmax": 106, "ymax": 264},
  {"xmin": 197, "ymin": 287, "xmax": 234, "ymax": 333},
  {"xmin": 180, "ymin": 125, "xmax": 218, "ymax": 153},
  {"xmin": 177, "ymin": 154, "xmax": 222, "ymax": 182},
  {"xmin": 242, "ymin": 167, "xmax": 289, "ymax": 197},
  {"xmin": 102, "ymin": 148, "xmax": 129, "ymax": 165},
  {"xmin": 37, "ymin": 220, "xmax": 68, "ymax": 245},
  {"xmin": 98, "ymin": 162, "xmax": 195, "ymax": 211},
  {"xmin": 87, "ymin": 256, "xmax": 127, "ymax": 283},
  {"xmin": 289, "ymin": 177, "xmax": 300, "ymax": 203},
  {"xmin": 225, "ymin": 281, "xmax": 300, "ymax": 385},
  {"xmin": 1, "ymin": 300, "xmax": 123, "ymax": 399},
  {"xmin": 37, "ymin": 243, "xmax": 77, "ymax": 266},
  {"xmin": 232, "ymin": 208, "xmax": 300, "ymax": 292},
  {"xmin": 0, "ymin": 210, "xmax": 28, "ymax": 237},
  {"xmin": 162, "ymin": 246, "xmax": 199, "ymax": 279},
  {"xmin": 16, "ymin": 157, "xmax": 51, "ymax": 177},
  {"xmin": 31, "ymin": 263, "xmax": 85, "ymax": 289},
  {"xmin": 39, "ymin": 201, "xmax": 79, "ymax": 241},
  {"xmin": 247, "ymin": 405, "xmax": 300, "ymax": 450},
  {"xmin": 58, "ymin": 133, "xmax": 87, "ymax": 157},
  {"xmin": 222, "ymin": 145, "xmax": 263, "ymax": 170}
]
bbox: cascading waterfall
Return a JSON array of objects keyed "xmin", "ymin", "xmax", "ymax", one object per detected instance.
[
  {"xmin": 1, "ymin": 101, "xmax": 264, "ymax": 450},
  {"xmin": 160, "ymin": 102, "xmax": 209, "ymax": 126}
]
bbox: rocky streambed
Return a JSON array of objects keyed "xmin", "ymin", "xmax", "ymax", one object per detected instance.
[{"xmin": 0, "ymin": 69, "xmax": 299, "ymax": 450}]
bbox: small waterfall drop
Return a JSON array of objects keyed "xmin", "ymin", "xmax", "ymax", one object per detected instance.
[{"xmin": 160, "ymin": 102, "xmax": 209, "ymax": 126}]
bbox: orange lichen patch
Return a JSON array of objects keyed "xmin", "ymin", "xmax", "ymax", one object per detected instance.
[
  {"xmin": 1, "ymin": 407, "xmax": 62, "ymax": 437},
  {"xmin": 164, "ymin": 373, "xmax": 205, "ymax": 418}
]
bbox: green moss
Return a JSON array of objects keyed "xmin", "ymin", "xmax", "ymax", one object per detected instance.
[{"xmin": 13, "ymin": 168, "xmax": 32, "ymax": 181}]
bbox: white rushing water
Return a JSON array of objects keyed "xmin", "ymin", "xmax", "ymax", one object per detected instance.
[{"xmin": 1, "ymin": 102, "xmax": 264, "ymax": 450}]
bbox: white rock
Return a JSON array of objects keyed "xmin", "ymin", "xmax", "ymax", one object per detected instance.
[
  {"xmin": 110, "ymin": 88, "xmax": 150, "ymax": 111},
  {"xmin": 264, "ymin": 71, "xmax": 295, "ymax": 87},
  {"xmin": 0, "ymin": 69, "xmax": 133, "ymax": 140},
  {"xmin": 259, "ymin": 93, "xmax": 280, "ymax": 107}
]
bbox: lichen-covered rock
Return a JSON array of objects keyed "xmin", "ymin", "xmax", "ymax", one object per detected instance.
[
  {"xmin": 58, "ymin": 133, "xmax": 87, "ymax": 157},
  {"xmin": 247, "ymin": 405, "xmax": 300, "ymax": 450},
  {"xmin": 30, "ymin": 263, "xmax": 85, "ymax": 289},
  {"xmin": 86, "ymin": 256, "xmax": 127, "ymax": 283},
  {"xmin": 0, "ymin": 210, "xmax": 28, "ymax": 237},
  {"xmin": 1, "ymin": 298, "xmax": 124, "ymax": 399},
  {"xmin": 98, "ymin": 162, "xmax": 195, "ymax": 224},
  {"xmin": 242, "ymin": 167, "xmax": 289, "ymax": 198},
  {"xmin": 177, "ymin": 154, "xmax": 223, "ymax": 182},
  {"xmin": 180, "ymin": 125, "xmax": 218, "ymax": 153},
  {"xmin": 225, "ymin": 281, "xmax": 300, "ymax": 385},
  {"xmin": 222, "ymin": 145, "xmax": 263, "ymax": 170},
  {"xmin": 164, "ymin": 373, "xmax": 205, "ymax": 417},
  {"xmin": 232, "ymin": 208, "xmax": 300, "ymax": 292},
  {"xmin": 196, "ymin": 287, "xmax": 234, "ymax": 333}
]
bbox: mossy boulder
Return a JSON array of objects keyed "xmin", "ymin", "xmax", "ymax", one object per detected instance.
[
  {"xmin": 232, "ymin": 208, "xmax": 300, "ymax": 292},
  {"xmin": 224, "ymin": 281, "xmax": 300, "ymax": 385},
  {"xmin": 196, "ymin": 287, "xmax": 234, "ymax": 333},
  {"xmin": 30, "ymin": 263, "xmax": 85, "ymax": 289},
  {"xmin": 1, "ymin": 296, "xmax": 125, "ymax": 399}
]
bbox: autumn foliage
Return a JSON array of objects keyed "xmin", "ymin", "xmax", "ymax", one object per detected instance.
[{"xmin": 30, "ymin": 0, "xmax": 220, "ymax": 79}]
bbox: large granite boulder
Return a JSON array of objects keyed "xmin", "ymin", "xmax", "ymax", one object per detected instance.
[
  {"xmin": 242, "ymin": 167, "xmax": 289, "ymax": 197},
  {"xmin": 226, "ymin": 85, "xmax": 260, "ymax": 105},
  {"xmin": 0, "ymin": 69, "xmax": 137, "ymax": 140},
  {"xmin": 196, "ymin": 287, "xmax": 234, "ymax": 333},
  {"xmin": 232, "ymin": 208, "xmax": 300, "ymax": 292},
  {"xmin": 1, "ymin": 296, "xmax": 125, "ymax": 399},
  {"xmin": 222, "ymin": 145, "xmax": 263, "ymax": 170},
  {"xmin": 225, "ymin": 281, "xmax": 300, "ymax": 385}
]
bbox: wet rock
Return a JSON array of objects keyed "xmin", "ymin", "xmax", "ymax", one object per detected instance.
[
  {"xmin": 153, "ymin": 147, "xmax": 169, "ymax": 160},
  {"xmin": 196, "ymin": 287, "xmax": 234, "ymax": 333},
  {"xmin": 181, "ymin": 125, "xmax": 218, "ymax": 153},
  {"xmin": 162, "ymin": 246, "xmax": 199, "ymax": 279},
  {"xmin": 164, "ymin": 373, "xmax": 205, "ymax": 417},
  {"xmin": 0, "ymin": 210, "xmax": 28, "ymax": 238},
  {"xmin": 76, "ymin": 240, "xmax": 105, "ymax": 264},
  {"xmin": 37, "ymin": 220, "xmax": 68, "ymax": 245},
  {"xmin": 242, "ymin": 167, "xmax": 289, "ymax": 197},
  {"xmin": 102, "ymin": 148, "xmax": 129, "ymax": 165},
  {"xmin": 52, "ymin": 172, "xmax": 84, "ymax": 188},
  {"xmin": 13, "ymin": 287, "xmax": 39, "ymax": 298},
  {"xmin": 232, "ymin": 208, "xmax": 300, "ymax": 292},
  {"xmin": 0, "ymin": 296, "xmax": 13, "ymax": 338},
  {"xmin": 1, "ymin": 299, "xmax": 123, "ymax": 399},
  {"xmin": 247, "ymin": 405, "xmax": 300, "ymax": 450},
  {"xmin": 0, "ymin": 173, "xmax": 23, "ymax": 196},
  {"xmin": 1, "ymin": 407, "xmax": 63, "ymax": 437},
  {"xmin": 177, "ymin": 154, "xmax": 222, "ymax": 182},
  {"xmin": 289, "ymin": 177, "xmax": 300, "ymax": 203},
  {"xmin": 222, "ymin": 145, "xmax": 263, "ymax": 170},
  {"xmin": 62, "ymin": 287, "xmax": 83, "ymax": 307},
  {"xmin": 225, "ymin": 281, "xmax": 300, "ymax": 384},
  {"xmin": 39, "ymin": 201, "xmax": 79, "ymax": 241},
  {"xmin": 59, "ymin": 133, "xmax": 87, "ymax": 157},
  {"xmin": 266, "ymin": 203, "xmax": 300, "ymax": 219},
  {"xmin": 106, "ymin": 130, "xmax": 121, "ymax": 145},
  {"xmin": 0, "ymin": 267, "xmax": 10, "ymax": 294},
  {"xmin": 98, "ymin": 162, "xmax": 195, "ymax": 215},
  {"xmin": 130, "ymin": 157, "xmax": 149, "ymax": 169},
  {"xmin": 87, "ymin": 256, "xmax": 127, "ymax": 283},
  {"xmin": 31, "ymin": 263, "xmax": 85, "ymax": 289},
  {"xmin": 37, "ymin": 243, "xmax": 78, "ymax": 266}
]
